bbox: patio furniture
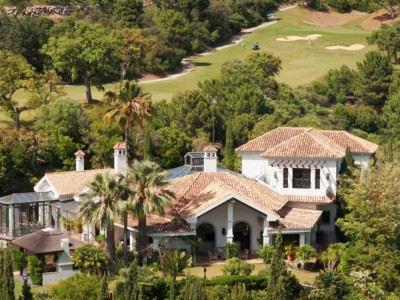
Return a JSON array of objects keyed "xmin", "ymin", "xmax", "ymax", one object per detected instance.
[
  {"xmin": 238, "ymin": 249, "xmax": 249, "ymax": 260},
  {"xmin": 208, "ymin": 250, "xmax": 218, "ymax": 262},
  {"xmin": 216, "ymin": 247, "xmax": 225, "ymax": 260}
]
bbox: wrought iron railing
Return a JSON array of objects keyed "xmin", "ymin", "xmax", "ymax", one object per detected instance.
[{"xmin": 13, "ymin": 225, "xmax": 46, "ymax": 237}]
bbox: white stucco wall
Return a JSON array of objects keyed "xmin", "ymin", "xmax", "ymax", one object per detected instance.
[
  {"xmin": 240, "ymin": 152, "xmax": 266, "ymax": 178},
  {"xmin": 259, "ymin": 158, "xmax": 338, "ymax": 197},
  {"xmin": 197, "ymin": 201, "xmax": 267, "ymax": 254},
  {"xmin": 352, "ymin": 154, "xmax": 372, "ymax": 168}
]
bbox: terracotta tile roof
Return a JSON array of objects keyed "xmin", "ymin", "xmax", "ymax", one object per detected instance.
[
  {"xmin": 125, "ymin": 172, "xmax": 329, "ymax": 234},
  {"xmin": 284, "ymin": 193, "xmax": 335, "ymax": 204},
  {"xmin": 203, "ymin": 145, "xmax": 218, "ymax": 152},
  {"xmin": 127, "ymin": 214, "xmax": 194, "ymax": 234},
  {"xmin": 262, "ymin": 130, "xmax": 344, "ymax": 158},
  {"xmin": 236, "ymin": 127, "xmax": 378, "ymax": 158},
  {"xmin": 74, "ymin": 150, "xmax": 85, "ymax": 156},
  {"xmin": 168, "ymin": 172, "xmax": 287, "ymax": 217},
  {"xmin": 113, "ymin": 142, "xmax": 127, "ymax": 150},
  {"xmin": 321, "ymin": 130, "xmax": 378, "ymax": 154},
  {"xmin": 236, "ymin": 127, "xmax": 310, "ymax": 152},
  {"xmin": 45, "ymin": 168, "xmax": 113, "ymax": 197},
  {"xmin": 269, "ymin": 207, "xmax": 323, "ymax": 230}
]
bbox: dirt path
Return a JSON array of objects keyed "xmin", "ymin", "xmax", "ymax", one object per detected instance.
[{"xmin": 138, "ymin": 5, "xmax": 297, "ymax": 84}]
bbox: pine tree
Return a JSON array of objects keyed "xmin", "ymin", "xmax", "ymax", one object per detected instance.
[
  {"xmin": 266, "ymin": 229, "xmax": 288, "ymax": 300},
  {"xmin": 19, "ymin": 278, "xmax": 32, "ymax": 300},
  {"xmin": 98, "ymin": 276, "xmax": 109, "ymax": 300},
  {"xmin": 340, "ymin": 146, "xmax": 354, "ymax": 175},
  {"xmin": 223, "ymin": 122, "xmax": 235, "ymax": 170},
  {"xmin": 124, "ymin": 260, "xmax": 140, "ymax": 300},
  {"xmin": 143, "ymin": 127, "xmax": 152, "ymax": 160},
  {"xmin": 0, "ymin": 249, "xmax": 15, "ymax": 300}
]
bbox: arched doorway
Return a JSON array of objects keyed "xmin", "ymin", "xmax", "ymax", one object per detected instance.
[
  {"xmin": 233, "ymin": 222, "xmax": 250, "ymax": 251},
  {"xmin": 197, "ymin": 223, "xmax": 215, "ymax": 253}
]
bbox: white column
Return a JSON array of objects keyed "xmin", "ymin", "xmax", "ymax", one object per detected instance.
[
  {"xmin": 311, "ymin": 169, "xmax": 316, "ymax": 189},
  {"xmin": 299, "ymin": 233, "xmax": 306, "ymax": 246},
  {"xmin": 262, "ymin": 217, "xmax": 271, "ymax": 246},
  {"xmin": 9, "ymin": 206, "xmax": 14, "ymax": 237},
  {"xmin": 129, "ymin": 231, "xmax": 135, "ymax": 250},
  {"xmin": 226, "ymin": 200, "xmax": 234, "ymax": 243},
  {"xmin": 288, "ymin": 167, "xmax": 293, "ymax": 189},
  {"xmin": 153, "ymin": 237, "xmax": 159, "ymax": 250}
]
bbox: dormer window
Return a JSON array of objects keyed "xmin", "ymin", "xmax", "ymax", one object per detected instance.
[{"xmin": 293, "ymin": 168, "xmax": 311, "ymax": 189}]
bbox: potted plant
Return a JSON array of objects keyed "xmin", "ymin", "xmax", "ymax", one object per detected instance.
[
  {"xmin": 95, "ymin": 234, "xmax": 106, "ymax": 247},
  {"xmin": 75, "ymin": 218, "xmax": 83, "ymax": 239},
  {"xmin": 224, "ymin": 242, "xmax": 238, "ymax": 259},
  {"xmin": 60, "ymin": 216, "xmax": 74, "ymax": 233},
  {"xmin": 284, "ymin": 242, "xmax": 298, "ymax": 262}
]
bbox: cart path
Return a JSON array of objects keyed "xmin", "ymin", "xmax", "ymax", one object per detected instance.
[{"xmin": 138, "ymin": 5, "xmax": 297, "ymax": 84}]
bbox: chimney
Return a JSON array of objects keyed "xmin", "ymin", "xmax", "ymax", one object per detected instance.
[
  {"xmin": 113, "ymin": 142, "xmax": 128, "ymax": 175},
  {"xmin": 203, "ymin": 145, "xmax": 218, "ymax": 172},
  {"xmin": 74, "ymin": 150, "xmax": 85, "ymax": 171}
]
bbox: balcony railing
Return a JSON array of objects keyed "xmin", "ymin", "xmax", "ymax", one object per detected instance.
[
  {"xmin": 293, "ymin": 178, "xmax": 311, "ymax": 189},
  {"xmin": 13, "ymin": 225, "xmax": 46, "ymax": 237}
]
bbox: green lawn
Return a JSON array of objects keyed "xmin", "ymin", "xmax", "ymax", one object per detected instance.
[
  {"xmin": 184, "ymin": 263, "xmax": 317, "ymax": 285},
  {"xmin": 14, "ymin": 279, "xmax": 52, "ymax": 298},
  {"xmin": 140, "ymin": 7, "xmax": 374, "ymax": 101}
]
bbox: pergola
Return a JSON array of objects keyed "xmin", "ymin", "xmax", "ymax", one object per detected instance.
[{"xmin": 0, "ymin": 192, "xmax": 57, "ymax": 239}]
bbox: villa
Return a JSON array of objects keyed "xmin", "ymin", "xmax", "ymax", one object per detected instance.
[{"xmin": 0, "ymin": 127, "xmax": 378, "ymax": 257}]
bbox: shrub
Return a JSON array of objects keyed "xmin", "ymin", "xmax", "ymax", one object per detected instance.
[
  {"xmin": 50, "ymin": 273, "xmax": 102, "ymax": 300},
  {"xmin": 205, "ymin": 284, "xmax": 229, "ymax": 299},
  {"xmin": 10, "ymin": 249, "xmax": 27, "ymax": 275},
  {"xmin": 222, "ymin": 258, "xmax": 255, "ymax": 276},
  {"xmin": 206, "ymin": 283, "xmax": 252, "ymax": 300},
  {"xmin": 206, "ymin": 275, "xmax": 268, "ymax": 291},
  {"xmin": 224, "ymin": 242, "xmax": 238, "ymax": 259},
  {"xmin": 257, "ymin": 245, "xmax": 274, "ymax": 264},
  {"xmin": 27, "ymin": 255, "xmax": 45, "ymax": 285},
  {"xmin": 297, "ymin": 245, "xmax": 317, "ymax": 268},
  {"xmin": 72, "ymin": 244, "xmax": 108, "ymax": 275}
]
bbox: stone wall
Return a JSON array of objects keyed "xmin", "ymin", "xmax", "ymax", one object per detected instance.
[{"xmin": 1, "ymin": 5, "xmax": 97, "ymax": 17}]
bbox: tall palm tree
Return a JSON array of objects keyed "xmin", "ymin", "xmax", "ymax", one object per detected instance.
[
  {"xmin": 79, "ymin": 172, "xmax": 133, "ymax": 272},
  {"xmin": 104, "ymin": 80, "xmax": 153, "ymax": 153},
  {"xmin": 127, "ymin": 160, "xmax": 174, "ymax": 264}
]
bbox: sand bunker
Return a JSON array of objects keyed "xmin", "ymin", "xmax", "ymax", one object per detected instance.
[
  {"xmin": 276, "ymin": 34, "xmax": 322, "ymax": 42},
  {"xmin": 325, "ymin": 44, "xmax": 365, "ymax": 51}
]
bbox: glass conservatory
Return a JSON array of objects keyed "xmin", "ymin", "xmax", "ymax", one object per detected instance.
[{"xmin": 0, "ymin": 192, "xmax": 58, "ymax": 238}]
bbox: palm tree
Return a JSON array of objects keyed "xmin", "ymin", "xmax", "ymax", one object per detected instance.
[
  {"xmin": 182, "ymin": 236, "xmax": 203, "ymax": 266},
  {"xmin": 161, "ymin": 250, "xmax": 191, "ymax": 300},
  {"xmin": 79, "ymin": 172, "xmax": 133, "ymax": 272},
  {"xmin": 127, "ymin": 160, "xmax": 173, "ymax": 264},
  {"xmin": 104, "ymin": 80, "xmax": 153, "ymax": 154}
]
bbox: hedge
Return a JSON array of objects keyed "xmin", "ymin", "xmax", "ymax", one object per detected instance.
[{"xmin": 141, "ymin": 275, "xmax": 269, "ymax": 300}]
